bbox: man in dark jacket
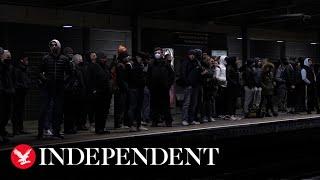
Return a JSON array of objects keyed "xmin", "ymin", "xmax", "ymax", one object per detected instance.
[
  {"xmin": 0, "ymin": 49, "xmax": 14, "ymax": 143},
  {"xmin": 113, "ymin": 45, "xmax": 130, "ymax": 129},
  {"xmin": 226, "ymin": 57, "xmax": 241, "ymax": 120},
  {"xmin": 12, "ymin": 54, "xmax": 31, "ymax": 135},
  {"xmin": 127, "ymin": 54, "xmax": 148, "ymax": 131},
  {"xmin": 86, "ymin": 52, "xmax": 111, "ymax": 134},
  {"xmin": 38, "ymin": 39, "xmax": 70, "ymax": 139},
  {"xmin": 147, "ymin": 47, "xmax": 174, "ymax": 127},
  {"xmin": 181, "ymin": 49, "xmax": 204, "ymax": 125}
]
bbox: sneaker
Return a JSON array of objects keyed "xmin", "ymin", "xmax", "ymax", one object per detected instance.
[
  {"xmin": 44, "ymin": 129, "xmax": 53, "ymax": 136},
  {"xmin": 209, "ymin": 117, "xmax": 216, "ymax": 122},
  {"xmin": 223, "ymin": 115, "xmax": 231, "ymax": 120},
  {"xmin": 121, "ymin": 125, "xmax": 130, "ymax": 129},
  {"xmin": 230, "ymin": 115, "xmax": 238, "ymax": 121},
  {"xmin": 182, "ymin": 121, "xmax": 189, "ymax": 126},
  {"xmin": 129, "ymin": 127, "xmax": 137, "ymax": 132},
  {"xmin": 190, "ymin": 121, "xmax": 200, "ymax": 125},
  {"xmin": 202, "ymin": 117, "xmax": 209, "ymax": 123},
  {"xmin": 137, "ymin": 126, "xmax": 149, "ymax": 131},
  {"xmin": 89, "ymin": 124, "xmax": 95, "ymax": 132}
]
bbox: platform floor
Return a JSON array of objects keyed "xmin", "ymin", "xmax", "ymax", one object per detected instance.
[{"xmin": 2, "ymin": 112, "xmax": 320, "ymax": 151}]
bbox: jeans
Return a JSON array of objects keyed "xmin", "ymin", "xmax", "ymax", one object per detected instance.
[
  {"xmin": 182, "ymin": 86, "xmax": 192, "ymax": 122},
  {"xmin": 142, "ymin": 87, "xmax": 150, "ymax": 122},
  {"xmin": 244, "ymin": 86, "xmax": 255, "ymax": 113},
  {"xmin": 38, "ymin": 86, "xmax": 64, "ymax": 135},
  {"xmin": 128, "ymin": 88, "xmax": 144, "ymax": 127}
]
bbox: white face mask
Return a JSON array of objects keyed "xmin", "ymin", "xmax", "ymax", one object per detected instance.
[{"xmin": 154, "ymin": 53, "xmax": 161, "ymax": 60}]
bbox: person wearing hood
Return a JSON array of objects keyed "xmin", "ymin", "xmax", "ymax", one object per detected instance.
[
  {"xmin": 147, "ymin": 47, "xmax": 174, "ymax": 127},
  {"xmin": 215, "ymin": 56, "xmax": 228, "ymax": 118},
  {"xmin": 12, "ymin": 53, "xmax": 31, "ymax": 135},
  {"xmin": 38, "ymin": 39, "xmax": 70, "ymax": 139},
  {"xmin": 301, "ymin": 58, "xmax": 320, "ymax": 114},
  {"xmin": 226, "ymin": 56, "xmax": 241, "ymax": 120},
  {"xmin": 260, "ymin": 62, "xmax": 278, "ymax": 117},
  {"xmin": 0, "ymin": 49, "xmax": 14, "ymax": 143}
]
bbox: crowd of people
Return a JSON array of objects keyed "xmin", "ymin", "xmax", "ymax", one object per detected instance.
[{"xmin": 0, "ymin": 39, "xmax": 319, "ymax": 143}]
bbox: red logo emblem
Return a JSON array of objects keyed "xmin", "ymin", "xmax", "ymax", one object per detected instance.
[{"xmin": 11, "ymin": 144, "xmax": 36, "ymax": 169}]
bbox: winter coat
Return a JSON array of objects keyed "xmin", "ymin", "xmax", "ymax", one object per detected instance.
[
  {"xmin": 147, "ymin": 59, "xmax": 175, "ymax": 90},
  {"xmin": 261, "ymin": 63, "xmax": 275, "ymax": 96}
]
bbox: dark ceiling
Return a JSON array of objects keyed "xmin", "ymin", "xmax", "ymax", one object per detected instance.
[{"xmin": 1, "ymin": 0, "xmax": 320, "ymax": 31}]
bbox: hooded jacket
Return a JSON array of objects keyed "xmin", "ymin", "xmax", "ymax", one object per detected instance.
[
  {"xmin": 301, "ymin": 58, "xmax": 315, "ymax": 85},
  {"xmin": 261, "ymin": 62, "xmax": 275, "ymax": 96},
  {"xmin": 40, "ymin": 53, "xmax": 70, "ymax": 88},
  {"xmin": 216, "ymin": 56, "xmax": 227, "ymax": 87}
]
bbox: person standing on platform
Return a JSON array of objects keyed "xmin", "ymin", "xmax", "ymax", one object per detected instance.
[
  {"xmin": 12, "ymin": 53, "xmax": 31, "ymax": 135},
  {"xmin": 301, "ymin": 58, "xmax": 320, "ymax": 114},
  {"xmin": 260, "ymin": 62, "xmax": 278, "ymax": 117},
  {"xmin": 127, "ymin": 54, "xmax": 148, "ymax": 131},
  {"xmin": 64, "ymin": 54, "xmax": 86, "ymax": 134},
  {"xmin": 0, "ymin": 49, "xmax": 15, "ymax": 143},
  {"xmin": 38, "ymin": 39, "xmax": 70, "ymax": 139},
  {"xmin": 148, "ymin": 47, "xmax": 174, "ymax": 127}
]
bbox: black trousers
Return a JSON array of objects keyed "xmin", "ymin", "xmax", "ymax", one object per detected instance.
[
  {"xmin": 12, "ymin": 89, "xmax": 27, "ymax": 133},
  {"xmin": 306, "ymin": 85, "xmax": 319, "ymax": 113},
  {"xmin": 39, "ymin": 86, "xmax": 64, "ymax": 135},
  {"xmin": 216, "ymin": 87, "xmax": 227, "ymax": 115},
  {"xmin": 93, "ymin": 93, "xmax": 109, "ymax": 132},
  {"xmin": 287, "ymin": 87, "xmax": 297, "ymax": 109},
  {"xmin": 202, "ymin": 88, "xmax": 214, "ymax": 118},
  {"xmin": 260, "ymin": 95, "xmax": 275, "ymax": 114},
  {"xmin": 64, "ymin": 93, "xmax": 85, "ymax": 132},
  {"xmin": 0, "ymin": 93, "xmax": 13, "ymax": 136},
  {"xmin": 86, "ymin": 95, "xmax": 95, "ymax": 124},
  {"xmin": 114, "ymin": 89, "xmax": 128, "ymax": 128},
  {"xmin": 127, "ymin": 88, "xmax": 144, "ymax": 127},
  {"xmin": 226, "ymin": 86, "xmax": 238, "ymax": 115},
  {"xmin": 150, "ymin": 88, "xmax": 173, "ymax": 125}
]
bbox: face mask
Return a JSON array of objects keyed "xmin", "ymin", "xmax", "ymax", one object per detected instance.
[{"xmin": 154, "ymin": 53, "xmax": 161, "ymax": 60}]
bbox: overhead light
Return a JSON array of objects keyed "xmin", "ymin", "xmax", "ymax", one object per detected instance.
[
  {"xmin": 236, "ymin": 37, "xmax": 243, "ymax": 40},
  {"xmin": 63, "ymin": 25, "xmax": 73, "ymax": 28},
  {"xmin": 277, "ymin": 40, "xmax": 284, "ymax": 43},
  {"xmin": 310, "ymin": 42, "xmax": 318, "ymax": 45}
]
